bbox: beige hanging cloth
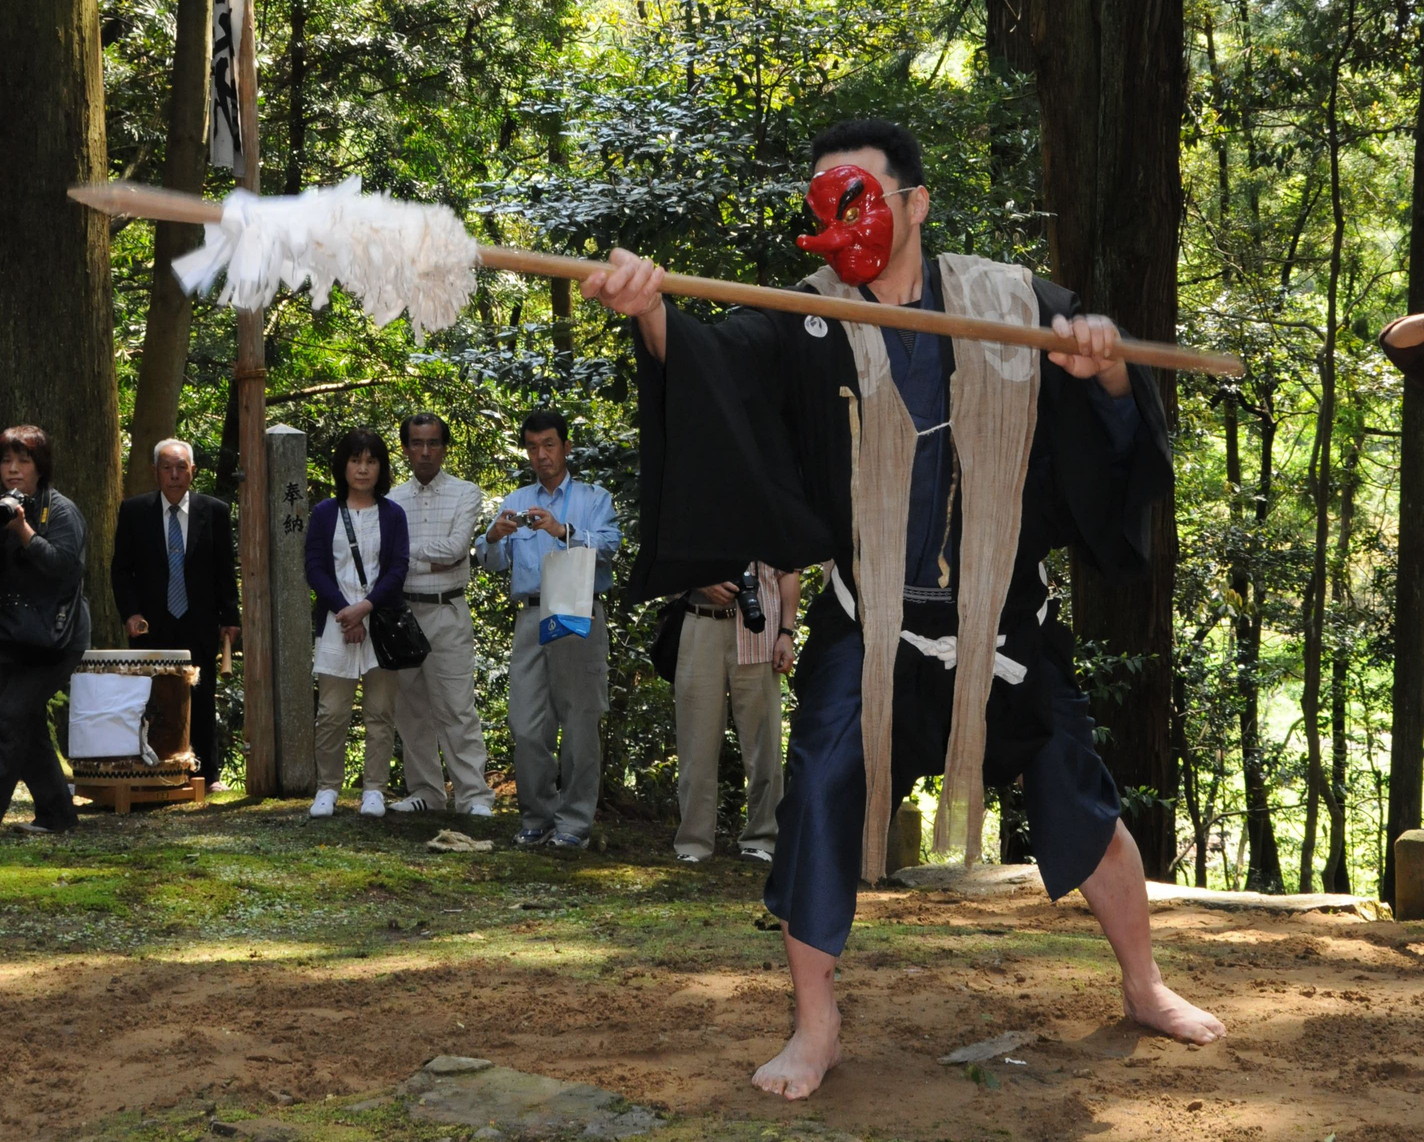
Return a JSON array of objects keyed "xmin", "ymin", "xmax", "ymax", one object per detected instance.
[{"xmin": 804, "ymin": 254, "xmax": 1039, "ymax": 881}]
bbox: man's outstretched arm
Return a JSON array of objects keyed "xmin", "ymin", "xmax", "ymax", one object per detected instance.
[{"xmin": 580, "ymin": 248, "xmax": 668, "ymax": 361}]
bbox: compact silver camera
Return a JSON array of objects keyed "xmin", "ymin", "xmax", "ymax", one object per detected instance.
[{"xmin": 508, "ymin": 510, "xmax": 534, "ymax": 528}]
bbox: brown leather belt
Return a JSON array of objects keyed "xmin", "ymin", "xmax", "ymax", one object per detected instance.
[{"xmin": 686, "ymin": 604, "xmax": 735, "ymax": 620}]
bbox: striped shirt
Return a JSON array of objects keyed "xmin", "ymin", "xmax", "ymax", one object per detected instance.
[
  {"xmin": 690, "ymin": 561, "xmax": 790, "ymax": 665},
  {"xmin": 387, "ymin": 469, "xmax": 484, "ymax": 594}
]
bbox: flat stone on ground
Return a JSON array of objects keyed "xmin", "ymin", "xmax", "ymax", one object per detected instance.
[
  {"xmin": 424, "ymin": 1054, "xmax": 495, "ymax": 1075},
  {"xmin": 400, "ymin": 1061, "xmax": 666, "ymax": 1138}
]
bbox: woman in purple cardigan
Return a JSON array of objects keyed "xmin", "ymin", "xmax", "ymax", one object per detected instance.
[{"xmin": 305, "ymin": 429, "xmax": 409, "ymax": 819}]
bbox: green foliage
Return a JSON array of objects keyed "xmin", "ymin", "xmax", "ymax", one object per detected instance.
[
  {"xmin": 0, "ymin": 795, "xmax": 778, "ymax": 963},
  {"xmin": 1172, "ymin": 0, "xmax": 1415, "ymax": 894},
  {"xmin": 95, "ymin": 0, "xmax": 1422, "ymax": 896}
]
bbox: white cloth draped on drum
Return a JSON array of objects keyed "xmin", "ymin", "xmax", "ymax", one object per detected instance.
[{"xmin": 69, "ymin": 650, "xmax": 201, "ymax": 776}]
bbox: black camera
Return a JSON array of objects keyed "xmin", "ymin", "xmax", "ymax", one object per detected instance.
[
  {"xmin": 0, "ymin": 489, "xmax": 35, "ymax": 526},
  {"xmin": 735, "ymin": 569, "xmax": 766, "ymax": 633}
]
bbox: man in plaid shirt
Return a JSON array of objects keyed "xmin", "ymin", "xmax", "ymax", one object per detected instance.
[{"xmin": 386, "ymin": 412, "xmax": 495, "ymax": 815}]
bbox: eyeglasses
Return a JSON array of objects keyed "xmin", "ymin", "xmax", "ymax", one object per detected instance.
[{"xmin": 801, "ymin": 184, "xmax": 922, "ymax": 231}]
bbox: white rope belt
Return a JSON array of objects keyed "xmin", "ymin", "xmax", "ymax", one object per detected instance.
[
  {"xmin": 898, "ymin": 630, "xmax": 1028, "ymax": 685},
  {"xmin": 830, "ymin": 562, "xmax": 1050, "ymax": 687}
]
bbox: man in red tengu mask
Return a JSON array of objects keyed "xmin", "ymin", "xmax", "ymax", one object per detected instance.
[
  {"xmin": 796, "ymin": 163, "xmax": 899, "ymax": 287},
  {"xmin": 583, "ymin": 117, "xmax": 1225, "ymax": 1101}
]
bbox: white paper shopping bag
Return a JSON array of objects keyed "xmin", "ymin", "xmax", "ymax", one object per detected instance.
[{"xmin": 539, "ymin": 544, "xmax": 596, "ymax": 643}]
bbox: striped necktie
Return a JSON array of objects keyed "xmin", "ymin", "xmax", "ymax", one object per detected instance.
[{"xmin": 167, "ymin": 504, "xmax": 189, "ymax": 618}]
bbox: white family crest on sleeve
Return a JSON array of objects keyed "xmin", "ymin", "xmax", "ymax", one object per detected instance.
[{"xmin": 804, "ymin": 315, "xmax": 829, "ymax": 338}]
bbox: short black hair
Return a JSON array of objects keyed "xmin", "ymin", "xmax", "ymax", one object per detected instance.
[
  {"xmin": 521, "ymin": 410, "xmax": 569, "ymax": 445},
  {"xmin": 809, "ymin": 119, "xmax": 925, "ymax": 191},
  {"xmin": 0, "ymin": 425, "xmax": 53, "ymax": 488},
  {"xmin": 400, "ymin": 411, "xmax": 451, "ymax": 448},
  {"xmin": 332, "ymin": 428, "xmax": 393, "ymax": 499}
]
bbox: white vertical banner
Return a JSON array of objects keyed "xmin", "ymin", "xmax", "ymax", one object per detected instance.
[{"xmin": 211, "ymin": 0, "xmax": 246, "ymax": 174}]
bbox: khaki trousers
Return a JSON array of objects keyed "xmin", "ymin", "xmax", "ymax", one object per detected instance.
[
  {"xmin": 314, "ymin": 668, "xmax": 399, "ymax": 792},
  {"xmin": 395, "ymin": 596, "xmax": 493, "ymax": 810},
  {"xmin": 507, "ymin": 601, "xmax": 609, "ymax": 838},
  {"xmin": 673, "ymin": 611, "xmax": 784, "ymax": 860}
]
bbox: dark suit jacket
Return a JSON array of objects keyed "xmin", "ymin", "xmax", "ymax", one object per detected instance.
[{"xmin": 110, "ymin": 490, "xmax": 241, "ymax": 653}]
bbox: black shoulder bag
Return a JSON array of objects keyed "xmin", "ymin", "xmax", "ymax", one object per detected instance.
[
  {"xmin": 338, "ymin": 503, "xmax": 430, "ymax": 670},
  {"xmin": 648, "ymin": 592, "xmax": 689, "ymax": 684}
]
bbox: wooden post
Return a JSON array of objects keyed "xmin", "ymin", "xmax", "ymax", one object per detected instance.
[
  {"xmin": 266, "ymin": 425, "xmax": 314, "ymax": 794},
  {"xmin": 886, "ymin": 803, "xmax": 923, "ymax": 873},
  {"xmin": 233, "ymin": 0, "xmax": 277, "ymax": 794},
  {"xmin": 1396, "ymin": 829, "xmax": 1424, "ymax": 921}
]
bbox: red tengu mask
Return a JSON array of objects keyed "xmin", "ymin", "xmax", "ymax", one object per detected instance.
[{"xmin": 796, "ymin": 164, "xmax": 896, "ymax": 286}]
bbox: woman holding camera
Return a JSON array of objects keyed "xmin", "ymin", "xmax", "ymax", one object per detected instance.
[
  {"xmin": 305, "ymin": 428, "xmax": 409, "ymax": 819},
  {"xmin": 0, "ymin": 425, "xmax": 88, "ymax": 833}
]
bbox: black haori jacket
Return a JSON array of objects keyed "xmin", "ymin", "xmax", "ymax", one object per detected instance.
[{"xmin": 629, "ymin": 259, "xmax": 1173, "ymax": 871}]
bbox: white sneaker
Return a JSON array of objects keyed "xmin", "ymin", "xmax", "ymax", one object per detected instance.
[
  {"xmin": 389, "ymin": 796, "xmax": 430, "ymax": 812},
  {"xmin": 359, "ymin": 790, "xmax": 387, "ymax": 818},
  {"xmin": 460, "ymin": 802, "xmax": 494, "ymax": 818},
  {"xmin": 309, "ymin": 789, "xmax": 338, "ymax": 818}
]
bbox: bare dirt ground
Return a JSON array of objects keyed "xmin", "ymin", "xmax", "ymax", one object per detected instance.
[{"xmin": 3, "ymin": 863, "xmax": 1422, "ymax": 1142}]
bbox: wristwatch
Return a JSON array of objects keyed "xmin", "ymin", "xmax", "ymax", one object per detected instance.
[{"xmin": 777, "ymin": 626, "xmax": 795, "ymax": 638}]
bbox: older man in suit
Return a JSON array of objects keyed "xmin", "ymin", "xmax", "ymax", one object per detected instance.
[{"xmin": 111, "ymin": 439, "xmax": 241, "ymax": 791}]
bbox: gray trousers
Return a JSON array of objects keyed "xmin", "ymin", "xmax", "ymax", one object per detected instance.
[
  {"xmin": 508, "ymin": 601, "xmax": 609, "ymax": 837},
  {"xmin": 673, "ymin": 611, "xmax": 783, "ymax": 859},
  {"xmin": 395, "ymin": 597, "xmax": 493, "ymax": 810},
  {"xmin": 314, "ymin": 668, "xmax": 399, "ymax": 792}
]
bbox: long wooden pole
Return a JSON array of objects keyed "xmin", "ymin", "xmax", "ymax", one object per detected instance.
[
  {"xmin": 67, "ymin": 180, "xmax": 1244, "ymax": 378},
  {"xmin": 483, "ymin": 248, "xmax": 1243, "ymax": 376},
  {"xmin": 233, "ymin": 0, "xmax": 277, "ymax": 797}
]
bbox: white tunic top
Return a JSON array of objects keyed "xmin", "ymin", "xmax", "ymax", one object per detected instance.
[{"xmin": 312, "ymin": 504, "xmax": 382, "ymax": 679}]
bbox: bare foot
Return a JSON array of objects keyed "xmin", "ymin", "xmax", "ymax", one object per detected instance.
[
  {"xmin": 752, "ymin": 1023, "xmax": 844, "ymax": 1100},
  {"xmin": 1124, "ymin": 980, "xmax": 1226, "ymax": 1045}
]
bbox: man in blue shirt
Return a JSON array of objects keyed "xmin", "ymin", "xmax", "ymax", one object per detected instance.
[{"xmin": 475, "ymin": 411, "xmax": 621, "ymax": 850}]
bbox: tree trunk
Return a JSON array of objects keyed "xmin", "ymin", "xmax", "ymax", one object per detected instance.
[
  {"xmin": 1385, "ymin": 28, "xmax": 1424, "ymax": 908},
  {"xmin": 0, "ymin": 0, "xmax": 122, "ymax": 643},
  {"xmin": 124, "ymin": 0, "xmax": 214, "ymax": 496},
  {"xmin": 1031, "ymin": 0, "xmax": 1184, "ymax": 878},
  {"xmin": 1324, "ymin": 434, "xmax": 1360, "ymax": 895},
  {"xmin": 985, "ymin": 0, "xmax": 1045, "ymax": 287},
  {"xmin": 987, "ymin": 0, "xmax": 1035, "ymax": 73},
  {"xmin": 1299, "ymin": 0, "xmax": 1355, "ymax": 895},
  {"xmin": 1242, "ymin": 409, "xmax": 1285, "ymax": 892},
  {"xmin": 283, "ymin": 0, "xmax": 307, "ymax": 195}
]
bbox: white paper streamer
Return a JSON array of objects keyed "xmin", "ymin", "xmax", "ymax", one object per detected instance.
[{"xmin": 171, "ymin": 177, "xmax": 481, "ymax": 343}]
